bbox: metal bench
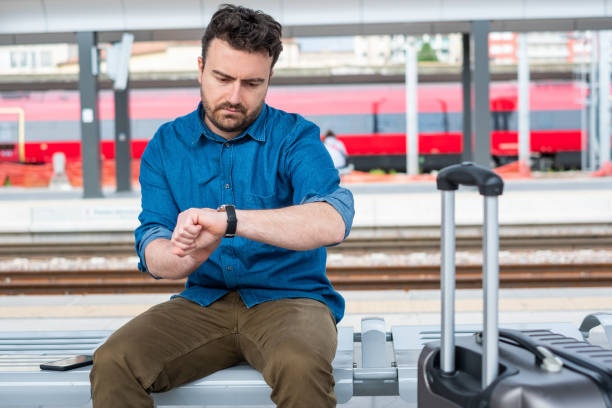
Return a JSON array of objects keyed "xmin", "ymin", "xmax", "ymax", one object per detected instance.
[
  {"xmin": 579, "ymin": 312, "xmax": 612, "ymax": 348},
  {"xmin": 0, "ymin": 319, "xmax": 584, "ymax": 408},
  {"xmin": 0, "ymin": 328, "xmax": 353, "ymax": 408}
]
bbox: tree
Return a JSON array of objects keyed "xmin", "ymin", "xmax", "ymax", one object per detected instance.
[{"xmin": 418, "ymin": 42, "xmax": 438, "ymax": 62}]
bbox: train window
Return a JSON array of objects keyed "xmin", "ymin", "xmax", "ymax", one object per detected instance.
[
  {"xmin": 420, "ymin": 112, "xmax": 462, "ymax": 133},
  {"xmin": 306, "ymin": 114, "xmax": 370, "ymax": 134},
  {"xmin": 0, "ymin": 123, "xmax": 16, "ymax": 143},
  {"xmin": 531, "ymin": 110, "xmax": 580, "ymax": 130},
  {"xmin": 491, "ymin": 111, "xmax": 514, "ymax": 131}
]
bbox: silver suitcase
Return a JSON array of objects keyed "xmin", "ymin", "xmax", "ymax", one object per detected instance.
[{"xmin": 417, "ymin": 162, "xmax": 612, "ymax": 407}]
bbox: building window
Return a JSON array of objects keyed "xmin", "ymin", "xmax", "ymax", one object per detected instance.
[{"xmin": 10, "ymin": 51, "xmax": 28, "ymax": 68}]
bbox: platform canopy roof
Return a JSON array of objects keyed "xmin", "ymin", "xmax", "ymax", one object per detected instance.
[{"xmin": 1, "ymin": 0, "xmax": 612, "ymax": 45}]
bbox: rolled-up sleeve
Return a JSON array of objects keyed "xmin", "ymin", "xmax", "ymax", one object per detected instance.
[
  {"xmin": 302, "ymin": 186, "xmax": 354, "ymax": 239},
  {"xmin": 284, "ymin": 119, "xmax": 355, "ymax": 239},
  {"xmin": 135, "ymin": 225, "xmax": 173, "ymax": 273},
  {"xmin": 134, "ymin": 124, "xmax": 181, "ymax": 274}
]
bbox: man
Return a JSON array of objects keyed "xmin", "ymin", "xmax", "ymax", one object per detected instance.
[
  {"xmin": 323, "ymin": 130, "xmax": 349, "ymax": 170},
  {"xmin": 90, "ymin": 4, "xmax": 354, "ymax": 408}
]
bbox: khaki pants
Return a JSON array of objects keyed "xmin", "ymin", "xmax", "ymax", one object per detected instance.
[{"xmin": 90, "ymin": 292, "xmax": 338, "ymax": 407}]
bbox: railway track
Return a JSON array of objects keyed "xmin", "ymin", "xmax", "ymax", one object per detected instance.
[
  {"xmin": 2, "ymin": 223, "xmax": 612, "ymax": 256},
  {"xmin": 1, "ymin": 223, "xmax": 610, "ymax": 295},
  {"xmin": 1, "ymin": 263, "xmax": 611, "ymax": 295}
]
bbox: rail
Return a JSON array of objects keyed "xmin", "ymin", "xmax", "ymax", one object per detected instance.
[
  {"xmin": 1, "ymin": 222, "xmax": 610, "ymax": 295},
  {"xmin": 1, "ymin": 223, "xmax": 611, "ymax": 256},
  {"xmin": 1, "ymin": 259, "xmax": 611, "ymax": 295}
]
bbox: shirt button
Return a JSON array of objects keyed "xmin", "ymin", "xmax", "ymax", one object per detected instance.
[
  {"xmin": 225, "ymin": 183, "xmax": 230, "ymax": 189},
  {"xmin": 226, "ymin": 266, "xmax": 232, "ymax": 271},
  {"xmin": 224, "ymin": 142, "xmax": 230, "ymax": 148}
]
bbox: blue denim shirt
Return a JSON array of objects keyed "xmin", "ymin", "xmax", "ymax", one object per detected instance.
[{"xmin": 135, "ymin": 102, "xmax": 355, "ymax": 323}]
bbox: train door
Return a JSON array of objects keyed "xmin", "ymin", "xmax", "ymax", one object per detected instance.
[{"xmin": 0, "ymin": 107, "xmax": 25, "ymax": 163}]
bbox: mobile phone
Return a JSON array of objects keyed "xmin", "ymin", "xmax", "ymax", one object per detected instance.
[{"xmin": 40, "ymin": 354, "xmax": 94, "ymax": 371}]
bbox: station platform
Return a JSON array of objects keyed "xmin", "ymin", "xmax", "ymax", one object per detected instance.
[
  {"xmin": 0, "ymin": 287, "xmax": 610, "ymax": 347},
  {"xmin": 1, "ymin": 287, "xmax": 610, "ymax": 408},
  {"xmin": 0, "ymin": 173, "xmax": 611, "ymax": 234},
  {"xmin": 0, "ymin": 173, "xmax": 610, "ymax": 337},
  {"xmin": 0, "ymin": 174, "xmax": 610, "ymax": 407}
]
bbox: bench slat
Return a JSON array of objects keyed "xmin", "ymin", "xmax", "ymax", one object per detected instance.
[
  {"xmin": 0, "ymin": 322, "xmax": 585, "ymax": 407},
  {"xmin": 0, "ymin": 327, "xmax": 355, "ymax": 407}
]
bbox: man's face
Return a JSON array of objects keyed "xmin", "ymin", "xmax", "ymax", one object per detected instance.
[{"xmin": 198, "ymin": 38, "xmax": 273, "ymax": 140}]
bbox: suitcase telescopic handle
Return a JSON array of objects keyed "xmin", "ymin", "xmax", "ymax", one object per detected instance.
[
  {"xmin": 437, "ymin": 162, "xmax": 504, "ymax": 196},
  {"xmin": 436, "ymin": 162, "xmax": 504, "ymax": 389}
]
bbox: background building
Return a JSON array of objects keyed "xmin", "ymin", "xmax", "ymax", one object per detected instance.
[{"xmin": 0, "ymin": 31, "xmax": 600, "ymax": 82}]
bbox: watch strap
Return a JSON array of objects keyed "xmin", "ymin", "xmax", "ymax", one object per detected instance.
[{"xmin": 219, "ymin": 204, "xmax": 237, "ymax": 238}]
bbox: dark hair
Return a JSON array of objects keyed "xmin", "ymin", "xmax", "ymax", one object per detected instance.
[
  {"xmin": 325, "ymin": 130, "xmax": 336, "ymax": 138},
  {"xmin": 201, "ymin": 4, "xmax": 283, "ymax": 67}
]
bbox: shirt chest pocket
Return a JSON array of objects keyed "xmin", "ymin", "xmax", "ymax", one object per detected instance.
[{"xmin": 243, "ymin": 190, "xmax": 287, "ymax": 210}]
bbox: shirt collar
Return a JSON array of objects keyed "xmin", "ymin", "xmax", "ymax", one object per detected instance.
[{"xmin": 193, "ymin": 102, "xmax": 268, "ymax": 144}]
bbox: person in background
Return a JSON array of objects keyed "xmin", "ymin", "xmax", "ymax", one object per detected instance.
[
  {"xmin": 323, "ymin": 129, "xmax": 349, "ymax": 171},
  {"xmin": 89, "ymin": 4, "xmax": 354, "ymax": 408}
]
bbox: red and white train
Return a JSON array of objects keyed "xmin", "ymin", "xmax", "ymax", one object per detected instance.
[{"xmin": 0, "ymin": 80, "xmax": 593, "ymax": 171}]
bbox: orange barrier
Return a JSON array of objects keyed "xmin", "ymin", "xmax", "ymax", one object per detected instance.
[
  {"xmin": 492, "ymin": 160, "xmax": 532, "ymax": 179},
  {"xmin": 340, "ymin": 161, "xmax": 535, "ymax": 184},
  {"xmin": 341, "ymin": 170, "xmax": 435, "ymax": 184},
  {"xmin": 0, "ymin": 160, "xmax": 141, "ymax": 188},
  {"xmin": 592, "ymin": 161, "xmax": 612, "ymax": 177},
  {"xmin": 1, "ymin": 159, "xmax": 607, "ymax": 189},
  {"xmin": 1, "ymin": 162, "xmax": 53, "ymax": 188}
]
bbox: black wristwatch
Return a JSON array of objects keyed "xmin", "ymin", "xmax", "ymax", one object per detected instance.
[{"xmin": 217, "ymin": 204, "xmax": 237, "ymax": 238}]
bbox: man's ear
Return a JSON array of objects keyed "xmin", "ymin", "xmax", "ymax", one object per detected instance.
[{"xmin": 197, "ymin": 56, "xmax": 205, "ymax": 84}]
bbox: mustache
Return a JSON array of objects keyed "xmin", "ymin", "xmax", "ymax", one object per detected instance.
[{"xmin": 217, "ymin": 102, "xmax": 246, "ymax": 114}]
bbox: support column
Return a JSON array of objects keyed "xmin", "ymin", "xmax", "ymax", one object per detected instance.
[
  {"xmin": 589, "ymin": 32, "xmax": 598, "ymax": 171},
  {"xmin": 77, "ymin": 31, "xmax": 102, "ymax": 198},
  {"xmin": 517, "ymin": 33, "xmax": 531, "ymax": 174},
  {"xmin": 405, "ymin": 40, "xmax": 419, "ymax": 175},
  {"xmin": 461, "ymin": 33, "xmax": 473, "ymax": 162},
  {"xmin": 114, "ymin": 85, "xmax": 132, "ymax": 192},
  {"xmin": 598, "ymin": 30, "xmax": 611, "ymax": 171},
  {"xmin": 471, "ymin": 21, "xmax": 491, "ymax": 168},
  {"xmin": 107, "ymin": 33, "xmax": 134, "ymax": 191}
]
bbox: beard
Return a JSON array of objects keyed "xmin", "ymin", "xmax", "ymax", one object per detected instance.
[{"xmin": 202, "ymin": 98, "xmax": 263, "ymax": 136}]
